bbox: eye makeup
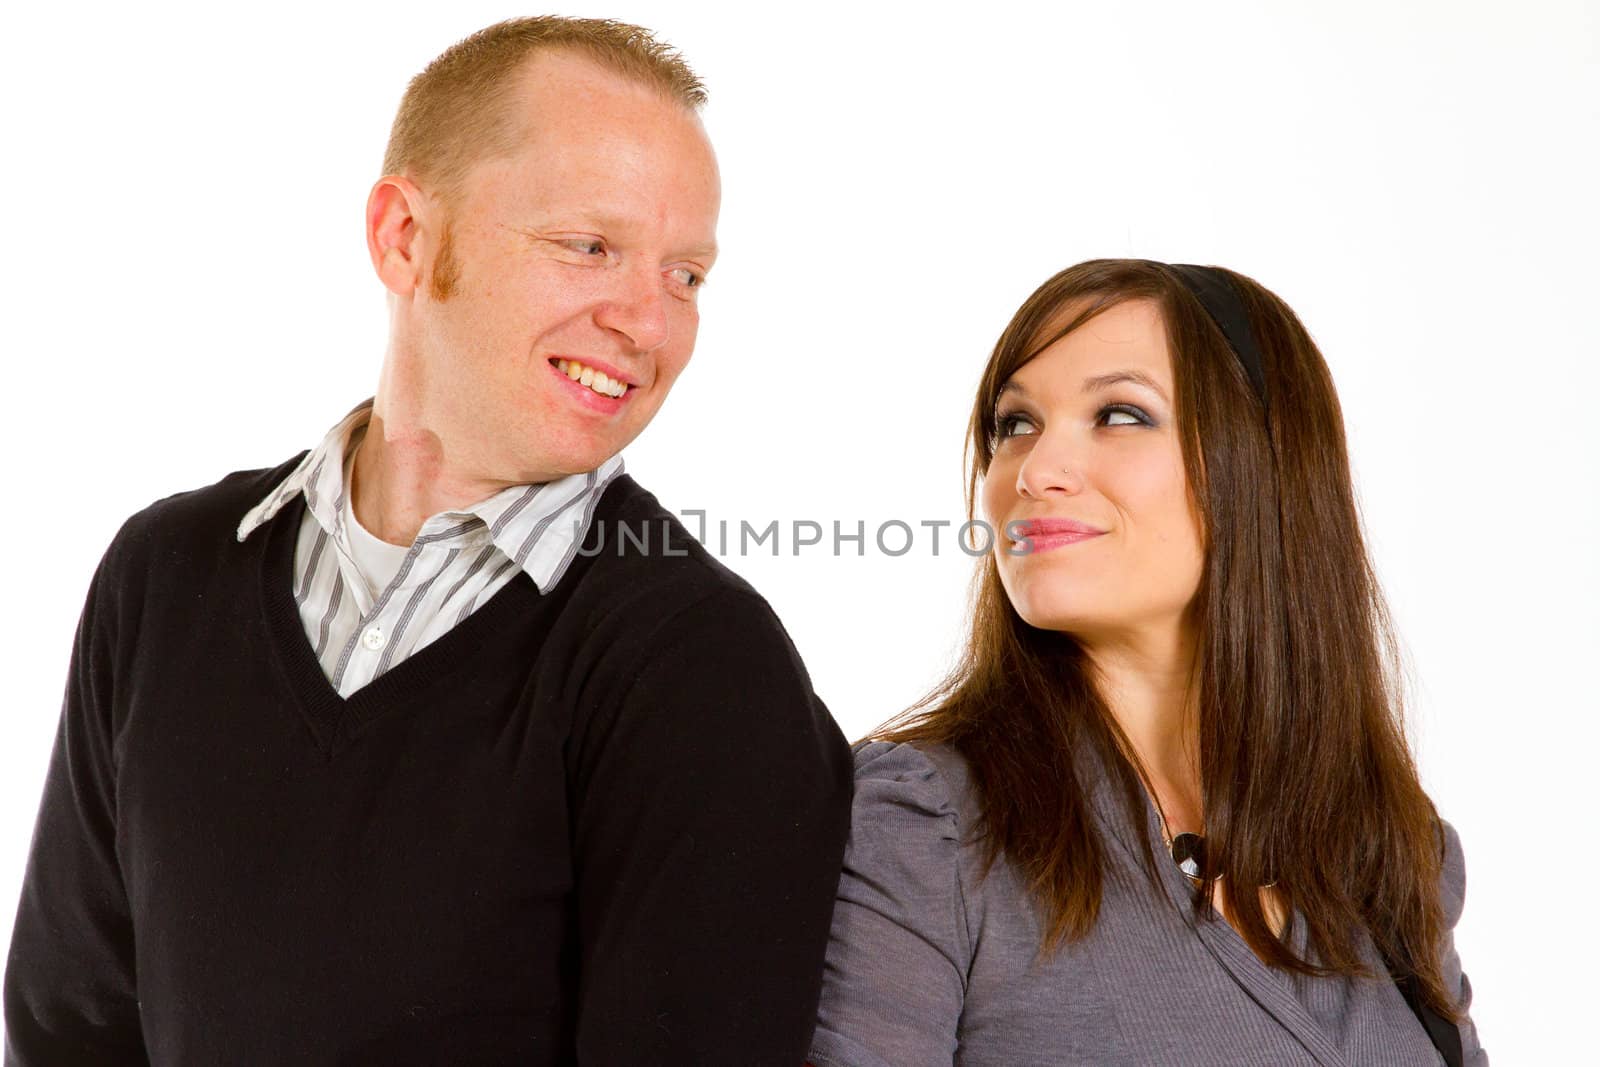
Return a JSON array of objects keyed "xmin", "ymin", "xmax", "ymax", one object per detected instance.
[
  {"xmin": 993, "ymin": 401, "xmax": 1156, "ymax": 442},
  {"xmin": 1096, "ymin": 403, "xmax": 1156, "ymax": 427}
]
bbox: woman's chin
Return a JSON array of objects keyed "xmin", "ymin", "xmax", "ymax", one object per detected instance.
[{"xmin": 1013, "ymin": 603, "xmax": 1100, "ymax": 637}]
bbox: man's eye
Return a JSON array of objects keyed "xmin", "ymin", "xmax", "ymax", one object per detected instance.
[
  {"xmin": 668, "ymin": 267, "xmax": 704, "ymax": 289},
  {"xmin": 996, "ymin": 413, "xmax": 1038, "ymax": 439},
  {"xmin": 560, "ymin": 238, "xmax": 607, "ymax": 256}
]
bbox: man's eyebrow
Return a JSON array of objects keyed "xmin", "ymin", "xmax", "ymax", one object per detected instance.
[
  {"xmin": 676, "ymin": 242, "xmax": 718, "ymax": 263},
  {"xmin": 1082, "ymin": 370, "xmax": 1169, "ymax": 403}
]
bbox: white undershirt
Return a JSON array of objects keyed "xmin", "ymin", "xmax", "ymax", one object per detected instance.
[{"xmin": 340, "ymin": 438, "xmax": 410, "ymax": 600}]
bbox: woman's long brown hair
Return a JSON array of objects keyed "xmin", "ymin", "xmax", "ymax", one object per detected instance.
[{"xmin": 877, "ymin": 258, "xmax": 1460, "ymax": 1020}]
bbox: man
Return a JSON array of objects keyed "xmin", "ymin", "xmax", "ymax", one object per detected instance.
[{"xmin": 4, "ymin": 17, "xmax": 852, "ymax": 1065}]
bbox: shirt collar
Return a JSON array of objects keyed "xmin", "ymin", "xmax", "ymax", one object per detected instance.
[{"xmin": 236, "ymin": 398, "xmax": 623, "ymax": 593}]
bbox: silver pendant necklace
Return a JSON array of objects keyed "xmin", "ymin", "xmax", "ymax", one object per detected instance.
[
  {"xmin": 1154, "ymin": 799, "xmax": 1211, "ymax": 882},
  {"xmin": 1157, "ymin": 806, "xmax": 1278, "ymax": 889},
  {"xmin": 1168, "ymin": 830, "xmax": 1208, "ymax": 881}
]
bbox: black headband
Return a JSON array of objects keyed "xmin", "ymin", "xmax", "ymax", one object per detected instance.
[{"xmin": 1167, "ymin": 263, "xmax": 1268, "ymax": 408}]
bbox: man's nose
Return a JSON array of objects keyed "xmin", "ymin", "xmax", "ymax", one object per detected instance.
[
  {"xmin": 1015, "ymin": 430, "xmax": 1085, "ymax": 498},
  {"xmin": 594, "ymin": 265, "xmax": 670, "ymax": 352}
]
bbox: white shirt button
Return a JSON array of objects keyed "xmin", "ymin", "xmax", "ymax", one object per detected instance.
[{"xmin": 361, "ymin": 625, "xmax": 387, "ymax": 651}]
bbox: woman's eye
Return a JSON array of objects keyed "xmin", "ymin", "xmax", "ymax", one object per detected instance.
[
  {"xmin": 1097, "ymin": 404, "xmax": 1151, "ymax": 427},
  {"xmin": 996, "ymin": 413, "xmax": 1038, "ymax": 439}
]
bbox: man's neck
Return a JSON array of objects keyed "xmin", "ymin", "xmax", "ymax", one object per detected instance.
[{"xmin": 349, "ymin": 406, "xmax": 509, "ymax": 548}]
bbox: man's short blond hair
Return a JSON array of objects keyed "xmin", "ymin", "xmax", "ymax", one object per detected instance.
[{"xmin": 382, "ymin": 16, "xmax": 707, "ymax": 205}]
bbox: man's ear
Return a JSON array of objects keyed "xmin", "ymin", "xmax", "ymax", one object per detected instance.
[{"xmin": 366, "ymin": 175, "xmax": 430, "ymax": 298}]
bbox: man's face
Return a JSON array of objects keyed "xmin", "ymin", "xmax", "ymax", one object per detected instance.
[{"xmin": 411, "ymin": 51, "xmax": 721, "ymax": 485}]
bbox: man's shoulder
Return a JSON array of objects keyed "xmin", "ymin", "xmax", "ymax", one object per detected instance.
[
  {"xmin": 106, "ymin": 452, "xmax": 306, "ymax": 572},
  {"xmin": 565, "ymin": 472, "xmax": 818, "ymax": 678},
  {"xmin": 582, "ymin": 472, "xmax": 770, "ymax": 609}
]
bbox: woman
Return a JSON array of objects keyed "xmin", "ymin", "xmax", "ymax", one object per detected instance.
[{"xmin": 808, "ymin": 260, "xmax": 1487, "ymax": 1066}]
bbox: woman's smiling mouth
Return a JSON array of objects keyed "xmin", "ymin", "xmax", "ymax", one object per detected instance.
[{"xmin": 1009, "ymin": 517, "xmax": 1106, "ymax": 554}]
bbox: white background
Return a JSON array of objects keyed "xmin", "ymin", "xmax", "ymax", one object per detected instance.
[{"xmin": 3, "ymin": 1, "xmax": 1595, "ymax": 1059}]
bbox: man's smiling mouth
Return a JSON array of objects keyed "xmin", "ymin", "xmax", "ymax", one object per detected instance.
[{"xmin": 552, "ymin": 358, "xmax": 629, "ymax": 398}]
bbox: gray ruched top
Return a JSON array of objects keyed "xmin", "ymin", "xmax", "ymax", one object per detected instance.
[{"xmin": 809, "ymin": 740, "xmax": 1488, "ymax": 1067}]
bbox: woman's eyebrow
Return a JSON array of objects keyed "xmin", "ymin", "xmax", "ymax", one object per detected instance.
[{"xmin": 1082, "ymin": 370, "xmax": 1169, "ymax": 403}]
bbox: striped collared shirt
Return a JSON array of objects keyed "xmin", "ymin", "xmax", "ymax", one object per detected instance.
[{"xmin": 236, "ymin": 398, "xmax": 622, "ymax": 697}]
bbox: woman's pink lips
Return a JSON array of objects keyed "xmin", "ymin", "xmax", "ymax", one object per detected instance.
[{"xmin": 1010, "ymin": 519, "xmax": 1106, "ymax": 554}]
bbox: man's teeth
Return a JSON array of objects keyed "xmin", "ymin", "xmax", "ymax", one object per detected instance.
[{"xmin": 555, "ymin": 359, "xmax": 628, "ymax": 398}]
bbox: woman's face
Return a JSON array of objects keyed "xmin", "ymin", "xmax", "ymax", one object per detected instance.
[{"xmin": 982, "ymin": 298, "xmax": 1205, "ymax": 643}]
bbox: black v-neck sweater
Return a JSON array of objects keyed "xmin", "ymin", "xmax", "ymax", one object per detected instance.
[{"xmin": 4, "ymin": 455, "xmax": 853, "ymax": 1066}]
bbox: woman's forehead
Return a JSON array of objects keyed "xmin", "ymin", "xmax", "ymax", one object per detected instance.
[{"xmin": 1007, "ymin": 299, "xmax": 1172, "ymax": 396}]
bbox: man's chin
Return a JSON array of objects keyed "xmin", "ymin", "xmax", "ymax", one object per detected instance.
[{"xmin": 511, "ymin": 444, "xmax": 625, "ymax": 484}]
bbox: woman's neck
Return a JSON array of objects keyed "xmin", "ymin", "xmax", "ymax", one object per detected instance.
[{"xmin": 1082, "ymin": 619, "xmax": 1203, "ymax": 833}]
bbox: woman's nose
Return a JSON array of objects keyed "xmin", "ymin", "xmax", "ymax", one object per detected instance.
[{"xmin": 1015, "ymin": 432, "xmax": 1085, "ymax": 498}]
